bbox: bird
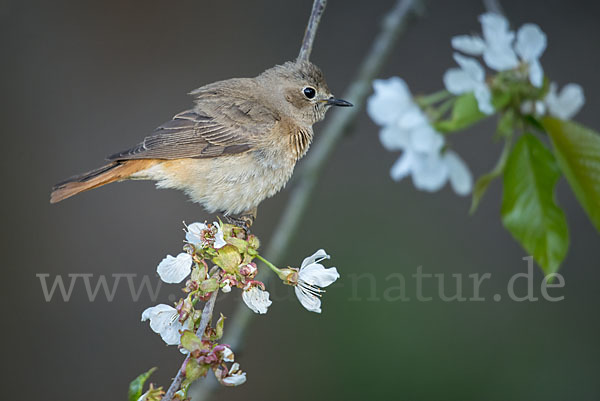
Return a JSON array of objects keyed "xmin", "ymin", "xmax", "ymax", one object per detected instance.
[{"xmin": 50, "ymin": 60, "xmax": 352, "ymax": 228}]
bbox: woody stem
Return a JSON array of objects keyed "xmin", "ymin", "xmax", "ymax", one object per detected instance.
[
  {"xmin": 297, "ymin": 0, "xmax": 327, "ymax": 63},
  {"xmin": 162, "ymin": 289, "xmax": 219, "ymax": 401}
]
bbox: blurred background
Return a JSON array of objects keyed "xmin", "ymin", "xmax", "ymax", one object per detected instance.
[{"xmin": 2, "ymin": 0, "xmax": 599, "ymax": 399}]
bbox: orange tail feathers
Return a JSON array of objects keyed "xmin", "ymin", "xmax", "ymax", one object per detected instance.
[{"xmin": 50, "ymin": 159, "xmax": 158, "ymax": 203}]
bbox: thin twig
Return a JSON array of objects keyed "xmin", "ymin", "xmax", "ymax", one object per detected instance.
[
  {"xmin": 483, "ymin": 0, "xmax": 504, "ymax": 15},
  {"xmin": 297, "ymin": 0, "xmax": 327, "ymax": 63},
  {"xmin": 162, "ymin": 289, "xmax": 219, "ymax": 401},
  {"xmin": 189, "ymin": 1, "xmax": 421, "ymax": 399}
]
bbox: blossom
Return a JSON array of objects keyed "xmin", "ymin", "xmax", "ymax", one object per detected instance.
[
  {"xmin": 452, "ymin": 13, "xmax": 547, "ymax": 87},
  {"xmin": 368, "ymin": 77, "xmax": 473, "ymax": 195},
  {"xmin": 452, "ymin": 13, "xmax": 518, "ymax": 71},
  {"xmin": 141, "ymin": 304, "xmax": 189, "ymax": 346},
  {"xmin": 545, "ymin": 82, "xmax": 585, "ymax": 120},
  {"xmin": 443, "ymin": 53, "xmax": 494, "ymax": 114},
  {"xmin": 221, "ymin": 278, "xmax": 232, "ymax": 293},
  {"xmin": 156, "ymin": 253, "xmax": 192, "ymax": 284},
  {"xmin": 186, "ymin": 221, "xmax": 226, "ymax": 249},
  {"xmin": 222, "ymin": 346, "xmax": 234, "ymax": 362},
  {"xmin": 392, "ymin": 149, "xmax": 473, "ymax": 195},
  {"xmin": 293, "ymin": 249, "xmax": 339, "ymax": 313},
  {"xmin": 221, "ymin": 363, "xmax": 246, "ymax": 386},
  {"xmin": 514, "ymin": 23, "xmax": 547, "ymax": 87},
  {"xmin": 520, "ymin": 82, "xmax": 585, "ymax": 120},
  {"xmin": 242, "ymin": 286, "xmax": 272, "ymax": 314}
]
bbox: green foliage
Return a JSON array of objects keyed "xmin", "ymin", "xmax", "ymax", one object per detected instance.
[
  {"xmin": 181, "ymin": 330, "xmax": 206, "ymax": 354},
  {"xmin": 470, "ymin": 137, "xmax": 512, "ymax": 214},
  {"xmin": 435, "ymin": 93, "xmax": 485, "ymax": 133},
  {"xmin": 128, "ymin": 367, "xmax": 157, "ymax": 401},
  {"xmin": 501, "ymin": 134, "xmax": 569, "ymax": 275},
  {"xmin": 543, "ymin": 117, "xmax": 600, "ymax": 232},
  {"xmin": 212, "ymin": 245, "xmax": 242, "ymax": 274}
]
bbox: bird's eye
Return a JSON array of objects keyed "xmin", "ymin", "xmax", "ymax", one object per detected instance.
[{"xmin": 303, "ymin": 87, "xmax": 316, "ymax": 99}]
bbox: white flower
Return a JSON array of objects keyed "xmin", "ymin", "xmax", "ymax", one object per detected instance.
[
  {"xmin": 520, "ymin": 83, "xmax": 585, "ymax": 121},
  {"xmin": 452, "ymin": 13, "xmax": 547, "ymax": 87},
  {"xmin": 514, "ymin": 23, "xmax": 547, "ymax": 87},
  {"xmin": 242, "ymin": 286, "xmax": 272, "ymax": 314},
  {"xmin": 391, "ymin": 149, "xmax": 473, "ymax": 195},
  {"xmin": 367, "ymin": 77, "xmax": 414, "ymax": 126},
  {"xmin": 545, "ymin": 82, "xmax": 585, "ymax": 120},
  {"xmin": 368, "ymin": 77, "xmax": 473, "ymax": 195},
  {"xmin": 221, "ymin": 278, "xmax": 232, "ymax": 293},
  {"xmin": 222, "ymin": 346, "xmax": 234, "ymax": 362},
  {"xmin": 141, "ymin": 304, "xmax": 188, "ymax": 346},
  {"xmin": 222, "ymin": 363, "xmax": 246, "ymax": 386},
  {"xmin": 452, "ymin": 13, "xmax": 518, "ymax": 71},
  {"xmin": 294, "ymin": 249, "xmax": 339, "ymax": 313},
  {"xmin": 156, "ymin": 253, "xmax": 192, "ymax": 284},
  {"xmin": 186, "ymin": 221, "xmax": 226, "ymax": 249},
  {"xmin": 444, "ymin": 53, "xmax": 494, "ymax": 115}
]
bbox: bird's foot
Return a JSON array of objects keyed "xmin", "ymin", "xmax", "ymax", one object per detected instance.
[{"xmin": 224, "ymin": 213, "xmax": 255, "ymax": 234}]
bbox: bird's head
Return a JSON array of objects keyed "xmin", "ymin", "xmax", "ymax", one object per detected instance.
[{"xmin": 257, "ymin": 60, "xmax": 352, "ymax": 126}]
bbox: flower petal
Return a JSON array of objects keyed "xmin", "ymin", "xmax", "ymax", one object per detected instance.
[
  {"xmin": 242, "ymin": 287, "xmax": 272, "ymax": 314},
  {"xmin": 443, "ymin": 68, "xmax": 475, "ymax": 95},
  {"xmin": 379, "ymin": 124, "xmax": 411, "ymax": 151},
  {"xmin": 473, "ymin": 84, "xmax": 495, "ymax": 115},
  {"xmin": 478, "ymin": 13, "xmax": 519, "ymax": 70},
  {"xmin": 410, "ymin": 124, "xmax": 445, "ymax": 154},
  {"xmin": 213, "ymin": 222, "xmax": 227, "ymax": 249},
  {"xmin": 186, "ymin": 222, "xmax": 208, "ymax": 246},
  {"xmin": 157, "ymin": 253, "xmax": 193, "ymax": 284},
  {"xmin": 222, "ymin": 372, "xmax": 247, "ymax": 386},
  {"xmin": 411, "ymin": 152, "xmax": 449, "ymax": 192},
  {"xmin": 515, "ymin": 23, "xmax": 547, "ymax": 62},
  {"xmin": 367, "ymin": 77, "xmax": 413, "ymax": 126},
  {"xmin": 141, "ymin": 304, "xmax": 184, "ymax": 346},
  {"xmin": 294, "ymin": 286, "xmax": 322, "ymax": 313},
  {"xmin": 444, "ymin": 150, "xmax": 473, "ymax": 196},
  {"xmin": 299, "ymin": 264, "xmax": 340, "ymax": 288},
  {"xmin": 453, "ymin": 53, "xmax": 485, "ymax": 82},
  {"xmin": 547, "ymin": 83, "xmax": 585, "ymax": 120},
  {"xmin": 451, "ymin": 35, "xmax": 486, "ymax": 55},
  {"xmin": 528, "ymin": 59, "xmax": 544, "ymax": 88},
  {"xmin": 300, "ymin": 249, "xmax": 330, "ymax": 269},
  {"xmin": 390, "ymin": 151, "xmax": 414, "ymax": 181}
]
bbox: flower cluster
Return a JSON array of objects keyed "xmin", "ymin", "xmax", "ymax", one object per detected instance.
[
  {"xmin": 137, "ymin": 220, "xmax": 340, "ymax": 397},
  {"xmin": 445, "ymin": 12, "xmax": 584, "ymax": 118},
  {"xmin": 368, "ymin": 77, "xmax": 473, "ymax": 195},
  {"xmin": 368, "ymin": 12, "xmax": 585, "ymax": 198}
]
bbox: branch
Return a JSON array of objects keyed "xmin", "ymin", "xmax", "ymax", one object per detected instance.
[
  {"xmin": 483, "ymin": 0, "xmax": 505, "ymax": 15},
  {"xmin": 297, "ymin": 0, "xmax": 327, "ymax": 63},
  {"xmin": 189, "ymin": 0, "xmax": 421, "ymax": 399},
  {"xmin": 162, "ymin": 289, "xmax": 219, "ymax": 401}
]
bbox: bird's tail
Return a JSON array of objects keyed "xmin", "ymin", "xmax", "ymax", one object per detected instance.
[{"xmin": 50, "ymin": 159, "xmax": 157, "ymax": 203}]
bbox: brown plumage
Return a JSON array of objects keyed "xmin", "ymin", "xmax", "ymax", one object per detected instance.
[{"xmin": 50, "ymin": 60, "xmax": 351, "ymax": 222}]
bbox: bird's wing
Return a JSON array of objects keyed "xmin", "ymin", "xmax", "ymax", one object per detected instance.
[{"xmin": 107, "ymin": 80, "xmax": 279, "ymax": 161}]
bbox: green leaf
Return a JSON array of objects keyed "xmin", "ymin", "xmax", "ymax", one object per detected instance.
[
  {"xmin": 501, "ymin": 133, "xmax": 569, "ymax": 275},
  {"xmin": 180, "ymin": 330, "xmax": 205, "ymax": 354},
  {"xmin": 128, "ymin": 367, "xmax": 157, "ymax": 401},
  {"xmin": 435, "ymin": 93, "xmax": 485, "ymax": 133},
  {"xmin": 470, "ymin": 136, "xmax": 512, "ymax": 214},
  {"xmin": 183, "ymin": 358, "xmax": 209, "ymax": 388},
  {"xmin": 542, "ymin": 117, "xmax": 600, "ymax": 232},
  {"xmin": 212, "ymin": 244, "xmax": 242, "ymax": 274}
]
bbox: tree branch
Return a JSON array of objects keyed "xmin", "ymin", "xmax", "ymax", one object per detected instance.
[
  {"xmin": 297, "ymin": 0, "xmax": 327, "ymax": 63},
  {"xmin": 189, "ymin": 0, "xmax": 421, "ymax": 399},
  {"xmin": 483, "ymin": 0, "xmax": 505, "ymax": 15},
  {"xmin": 162, "ymin": 289, "xmax": 219, "ymax": 401}
]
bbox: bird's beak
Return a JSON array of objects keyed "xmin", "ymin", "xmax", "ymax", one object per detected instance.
[{"xmin": 323, "ymin": 97, "xmax": 353, "ymax": 107}]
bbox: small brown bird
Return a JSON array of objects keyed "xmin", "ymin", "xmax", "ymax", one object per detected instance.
[{"xmin": 50, "ymin": 60, "xmax": 351, "ymax": 227}]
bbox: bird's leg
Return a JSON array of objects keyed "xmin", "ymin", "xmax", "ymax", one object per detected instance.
[{"xmin": 223, "ymin": 207, "xmax": 257, "ymax": 232}]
